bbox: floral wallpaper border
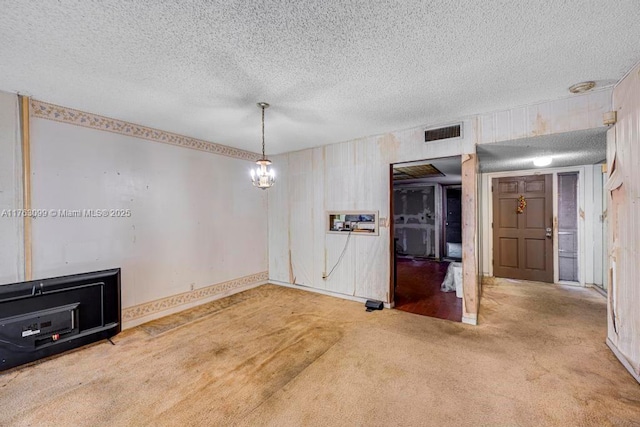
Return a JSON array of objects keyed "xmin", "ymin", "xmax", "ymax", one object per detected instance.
[
  {"xmin": 122, "ymin": 271, "xmax": 268, "ymax": 322},
  {"xmin": 30, "ymin": 100, "xmax": 261, "ymax": 162}
]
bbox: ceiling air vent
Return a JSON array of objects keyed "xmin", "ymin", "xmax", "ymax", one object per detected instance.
[{"xmin": 425, "ymin": 124, "xmax": 462, "ymax": 142}]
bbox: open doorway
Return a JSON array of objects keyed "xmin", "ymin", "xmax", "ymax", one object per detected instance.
[
  {"xmin": 477, "ymin": 128, "xmax": 608, "ymax": 289},
  {"xmin": 443, "ymin": 186, "xmax": 462, "ymax": 261},
  {"xmin": 390, "ymin": 156, "xmax": 462, "ymax": 322}
]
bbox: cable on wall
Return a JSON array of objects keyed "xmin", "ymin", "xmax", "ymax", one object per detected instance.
[{"xmin": 323, "ymin": 228, "xmax": 354, "ymax": 280}]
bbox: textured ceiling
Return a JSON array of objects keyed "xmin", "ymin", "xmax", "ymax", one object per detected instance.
[
  {"xmin": 476, "ymin": 128, "xmax": 607, "ymax": 173},
  {"xmin": 0, "ymin": 1, "xmax": 639, "ymax": 155}
]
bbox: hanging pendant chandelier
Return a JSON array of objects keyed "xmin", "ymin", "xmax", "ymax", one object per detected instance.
[{"xmin": 250, "ymin": 102, "xmax": 276, "ymax": 189}]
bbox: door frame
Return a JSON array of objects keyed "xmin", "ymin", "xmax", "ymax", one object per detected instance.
[
  {"xmin": 481, "ymin": 165, "xmax": 587, "ymax": 286},
  {"xmin": 388, "ymin": 155, "xmax": 470, "ymax": 310}
]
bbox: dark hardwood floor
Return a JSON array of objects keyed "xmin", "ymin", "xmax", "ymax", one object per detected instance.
[{"xmin": 394, "ymin": 257, "xmax": 462, "ymax": 322}]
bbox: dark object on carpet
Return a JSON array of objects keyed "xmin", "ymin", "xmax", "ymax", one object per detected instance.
[{"xmin": 365, "ymin": 300, "xmax": 384, "ymax": 312}]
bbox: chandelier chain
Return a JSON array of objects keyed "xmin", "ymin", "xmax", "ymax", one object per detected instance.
[
  {"xmin": 250, "ymin": 102, "xmax": 275, "ymax": 189},
  {"xmin": 261, "ymin": 106, "xmax": 266, "ymax": 159}
]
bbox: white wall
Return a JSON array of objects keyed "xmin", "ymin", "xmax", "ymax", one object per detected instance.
[
  {"xmin": 477, "ymin": 88, "xmax": 612, "ymax": 144},
  {"xmin": 269, "ymin": 90, "xmax": 613, "ymax": 304},
  {"xmin": 0, "ymin": 91, "xmax": 23, "ymax": 284},
  {"xmin": 607, "ymin": 62, "xmax": 640, "ymax": 383},
  {"xmin": 28, "ymin": 114, "xmax": 268, "ymax": 326},
  {"xmin": 268, "ymin": 120, "xmax": 475, "ymax": 303}
]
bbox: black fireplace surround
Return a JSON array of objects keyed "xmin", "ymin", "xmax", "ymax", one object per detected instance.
[{"xmin": 0, "ymin": 268, "xmax": 121, "ymax": 372}]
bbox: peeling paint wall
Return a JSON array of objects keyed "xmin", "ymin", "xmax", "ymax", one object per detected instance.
[
  {"xmin": 0, "ymin": 91, "xmax": 23, "ymax": 284},
  {"xmin": 393, "ymin": 186, "xmax": 437, "ymax": 257},
  {"xmin": 607, "ymin": 62, "xmax": 640, "ymax": 383},
  {"xmin": 269, "ymin": 91, "xmax": 614, "ymax": 323},
  {"xmin": 268, "ymin": 119, "xmax": 475, "ymax": 304},
  {"xmin": 461, "ymin": 153, "xmax": 479, "ymax": 324},
  {"xmin": 27, "ymin": 115, "xmax": 268, "ymax": 326},
  {"xmin": 477, "ymin": 88, "xmax": 612, "ymax": 144}
]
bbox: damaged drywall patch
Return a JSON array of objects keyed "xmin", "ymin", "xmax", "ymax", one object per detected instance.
[{"xmin": 393, "ymin": 187, "xmax": 436, "ymax": 257}]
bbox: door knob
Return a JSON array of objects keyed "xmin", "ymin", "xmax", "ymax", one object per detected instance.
[{"xmin": 546, "ymin": 227, "xmax": 552, "ymax": 238}]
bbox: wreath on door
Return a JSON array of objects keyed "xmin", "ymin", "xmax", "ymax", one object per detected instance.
[{"xmin": 516, "ymin": 195, "xmax": 527, "ymax": 214}]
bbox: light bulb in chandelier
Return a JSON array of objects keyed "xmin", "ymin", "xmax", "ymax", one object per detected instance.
[
  {"xmin": 251, "ymin": 159, "xmax": 275, "ymax": 189},
  {"xmin": 250, "ymin": 102, "xmax": 276, "ymax": 189}
]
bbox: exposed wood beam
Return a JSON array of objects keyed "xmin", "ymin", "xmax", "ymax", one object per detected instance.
[
  {"xmin": 461, "ymin": 153, "xmax": 478, "ymax": 325},
  {"xmin": 19, "ymin": 95, "xmax": 32, "ymax": 281}
]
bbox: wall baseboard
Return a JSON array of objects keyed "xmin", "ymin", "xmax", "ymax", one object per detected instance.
[
  {"xmin": 274, "ymin": 280, "xmax": 477, "ymax": 324},
  {"xmin": 587, "ymin": 284, "xmax": 607, "ymax": 298},
  {"xmin": 122, "ymin": 271, "xmax": 268, "ymax": 329},
  {"xmin": 606, "ymin": 337, "xmax": 640, "ymax": 384},
  {"xmin": 462, "ymin": 315, "xmax": 478, "ymax": 325},
  {"xmin": 269, "ymin": 280, "xmax": 392, "ymax": 309}
]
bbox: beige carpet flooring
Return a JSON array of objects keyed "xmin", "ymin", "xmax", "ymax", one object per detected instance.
[{"xmin": 1, "ymin": 281, "xmax": 639, "ymax": 426}]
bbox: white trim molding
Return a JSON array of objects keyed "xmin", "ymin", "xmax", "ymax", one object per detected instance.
[
  {"xmin": 607, "ymin": 338, "xmax": 640, "ymax": 384},
  {"xmin": 270, "ymin": 279, "xmax": 392, "ymax": 309},
  {"xmin": 462, "ymin": 315, "xmax": 478, "ymax": 326}
]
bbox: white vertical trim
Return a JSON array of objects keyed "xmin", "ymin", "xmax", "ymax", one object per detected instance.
[
  {"xmin": 600, "ymin": 165, "xmax": 608, "ymax": 289},
  {"xmin": 590, "ymin": 166, "xmax": 605, "ymax": 287},
  {"xmin": 482, "ymin": 176, "xmax": 492, "ymax": 276},
  {"xmin": 552, "ymin": 172, "xmax": 559, "ymax": 284},
  {"xmin": 582, "ymin": 167, "xmax": 594, "ymax": 285},
  {"xmin": 13, "ymin": 94, "xmax": 25, "ymax": 282},
  {"xmin": 435, "ymin": 184, "xmax": 442, "ymax": 259},
  {"xmin": 577, "ymin": 167, "xmax": 586, "ymax": 286}
]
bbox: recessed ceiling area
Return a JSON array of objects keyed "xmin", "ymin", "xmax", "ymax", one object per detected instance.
[
  {"xmin": 393, "ymin": 164, "xmax": 444, "ymax": 180},
  {"xmin": 0, "ymin": 1, "xmax": 639, "ymax": 154},
  {"xmin": 393, "ymin": 157, "xmax": 461, "ymax": 185},
  {"xmin": 476, "ymin": 128, "xmax": 607, "ymax": 173}
]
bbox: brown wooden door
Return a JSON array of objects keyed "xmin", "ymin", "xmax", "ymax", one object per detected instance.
[{"xmin": 492, "ymin": 175, "xmax": 553, "ymax": 283}]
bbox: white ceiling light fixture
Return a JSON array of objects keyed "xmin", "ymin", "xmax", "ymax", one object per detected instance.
[
  {"xmin": 250, "ymin": 102, "xmax": 276, "ymax": 190},
  {"xmin": 533, "ymin": 156, "xmax": 552, "ymax": 167},
  {"xmin": 569, "ymin": 81, "xmax": 596, "ymax": 94}
]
